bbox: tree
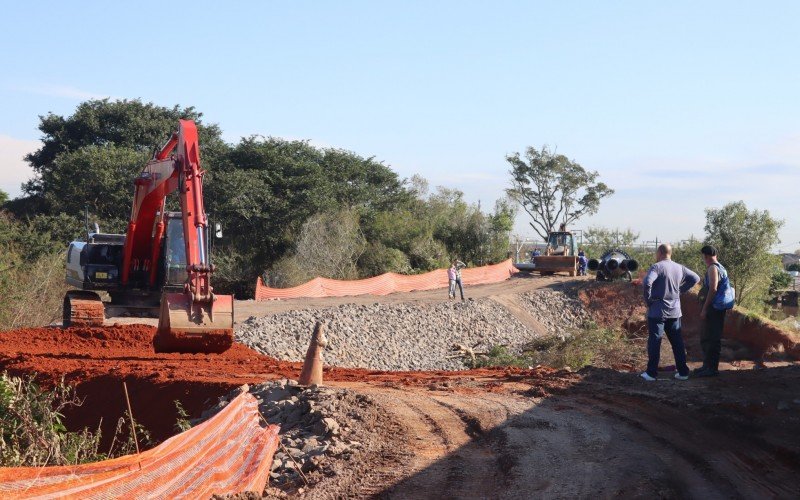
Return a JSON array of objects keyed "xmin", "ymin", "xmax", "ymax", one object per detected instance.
[
  {"xmin": 206, "ymin": 136, "xmax": 410, "ymax": 276},
  {"xmin": 270, "ymin": 209, "xmax": 367, "ymax": 286},
  {"xmin": 38, "ymin": 146, "xmax": 149, "ymax": 233},
  {"xmin": 704, "ymin": 201, "xmax": 784, "ymax": 307},
  {"xmin": 506, "ymin": 146, "xmax": 613, "ymax": 240},
  {"xmin": 16, "ymin": 99, "xmax": 225, "ymax": 228},
  {"xmin": 583, "ymin": 227, "xmax": 640, "ymax": 254}
]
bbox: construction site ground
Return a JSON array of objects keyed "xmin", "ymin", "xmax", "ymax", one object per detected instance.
[{"xmin": 2, "ymin": 276, "xmax": 800, "ymax": 498}]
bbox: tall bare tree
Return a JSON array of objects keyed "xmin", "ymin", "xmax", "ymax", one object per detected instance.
[{"xmin": 506, "ymin": 146, "xmax": 613, "ymax": 240}]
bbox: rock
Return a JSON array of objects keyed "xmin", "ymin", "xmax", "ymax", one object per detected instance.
[
  {"xmin": 322, "ymin": 417, "xmax": 340, "ymax": 435},
  {"xmin": 301, "ymin": 438, "xmax": 320, "ymax": 452}
]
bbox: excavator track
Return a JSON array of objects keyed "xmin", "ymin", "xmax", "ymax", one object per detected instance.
[{"xmin": 63, "ymin": 291, "xmax": 105, "ymax": 327}]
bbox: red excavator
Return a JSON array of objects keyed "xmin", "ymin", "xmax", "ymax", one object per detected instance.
[{"xmin": 63, "ymin": 120, "xmax": 234, "ymax": 353}]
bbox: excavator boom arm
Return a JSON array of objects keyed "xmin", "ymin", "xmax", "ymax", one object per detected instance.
[{"xmin": 119, "ymin": 120, "xmax": 233, "ymax": 353}]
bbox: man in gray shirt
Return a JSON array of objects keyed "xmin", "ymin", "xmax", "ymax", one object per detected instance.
[{"xmin": 641, "ymin": 243, "xmax": 700, "ymax": 381}]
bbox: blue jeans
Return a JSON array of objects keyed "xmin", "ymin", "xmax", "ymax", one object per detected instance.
[{"xmin": 646, "ymin": 317, "xmax": 689, "ymax": 377}]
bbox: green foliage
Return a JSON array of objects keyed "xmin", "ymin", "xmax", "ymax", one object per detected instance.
[
  {"xmin": 357, "ymin": 242, "xmax": 412, "ymax": 277},
  {"xmin": 469, "ymin": 323, "xmax": 644, "ymax": 371},
  {"xmin": 20, "ymin": 99, "xmax": 224, "ymax": 223},
  {"xmin": 670, "ymin": 239, "xmax": 705, "ymax": 277},
  {"xmin": 206, "ymin": 136, "xmax": 410, "ymax": 286},
  {"xmin": 582, "ymin": 227, "xmax": 640, "ymax": 256},
  {"xmin": 0, "ymin": 373, "xmax": 101, "ymax": 466},
  {"xmin": 468, "ymin": 345, "xmax": 534, "ymax": 369},
  {"xmin": 0, "ymin": 373, "xmax": 155, "ymax": 467},
  {"xmin": 11, "ymin": 99, "xmax": 515, "ymax": 297},
  {"xmin": 770, "ymin": 269, "xmax": 793, "ymax": 294},
  {"xmin": 786, "ymin": 263, "xmax": 800, "ymax": 272},
  {"xmin": 0, "ymin": 213, "xmax": 69, "ymax": 329},
  {"xmin": 174, "ymin": 400, "xmax": 192, "ymax": 433},
  {"xmin": 704, "ymin": 201, "xmax": 784, "ymax": 307},
  {"xmin": 506, "ymin": 145, "xmax": 613, "ymax": 240},
  {"xmin": 38, "ymin": 145, "xmax": 149, "ymax": 233}
]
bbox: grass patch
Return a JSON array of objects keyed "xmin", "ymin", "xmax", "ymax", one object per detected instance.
[
  {"xmin": 468, "ymin": 345, "xmax": 535, "ymax": 369},
  {"xmin": 470, "ymin": 321, "xmax": 646, "ymax": 370}
]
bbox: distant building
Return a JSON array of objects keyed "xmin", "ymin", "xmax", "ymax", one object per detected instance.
[{"xmin": 781, "ymin": 253, "xmax": 800, "ymax": 269}]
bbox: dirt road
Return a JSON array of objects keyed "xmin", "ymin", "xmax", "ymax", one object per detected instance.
[{"xmin": 345, "ymin": 367, "xmax": 800, "ymax": 499}]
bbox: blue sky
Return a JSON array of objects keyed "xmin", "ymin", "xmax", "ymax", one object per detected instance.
[{"xmin": 1, "ymin": 1, "xmax": 798, "ymax": 250}]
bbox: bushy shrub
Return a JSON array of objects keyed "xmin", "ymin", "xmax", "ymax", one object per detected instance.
[
  {"xmin": 357, "ymin": 242, "xmax": 412, "ymax": 277},
  {"xmin": 0, "ymin": 373, "xmax": 151, "ymax": 466}
]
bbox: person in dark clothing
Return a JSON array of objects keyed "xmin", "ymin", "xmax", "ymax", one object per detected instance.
[
  {"xmin": 694, "ymin": 245, "xmax": 735, "ymax": 377},
  {"xmin": 577, "ymin": 249, "xmax": 588, "ymax": 276},
  {"xmin": 641, "ymin": 243, "xmax": 701, "ymax": 381}
]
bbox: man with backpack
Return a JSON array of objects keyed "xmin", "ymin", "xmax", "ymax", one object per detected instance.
[{"xmin": 694, "ymin": 245, "xmax": 735, "ymax": 377}]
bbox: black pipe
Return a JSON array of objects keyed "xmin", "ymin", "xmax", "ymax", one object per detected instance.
[{"xmin": 623, "ymin": 259, "xmax": 639, "ymax": 272}]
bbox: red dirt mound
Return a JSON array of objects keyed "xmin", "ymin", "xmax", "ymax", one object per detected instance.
[
  {"xmin": 0, "ymin": 324, "xmax": 559, "ymax": 445},
  {"xmin": 0, "ymin": 324, "xmax": 300, "ymax": 444}
]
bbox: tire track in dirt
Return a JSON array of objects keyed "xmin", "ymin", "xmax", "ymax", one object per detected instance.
[
  {"xmin": 334, "ymin": 372, "xmax": 800, "ymax": 499},
  {"xmin": 351, "ymin": 386, "xmax": 532, "ymax": 499}
]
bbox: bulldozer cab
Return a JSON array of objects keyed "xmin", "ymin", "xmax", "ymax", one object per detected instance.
[{"xmin": 546, "ymin": 232, "xmax": 577, "ymax": 256}]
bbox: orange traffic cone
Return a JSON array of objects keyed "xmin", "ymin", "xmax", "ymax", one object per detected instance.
[{"xmin": 298, "ymin": 322, "xmax": 328, "ymax": 385}]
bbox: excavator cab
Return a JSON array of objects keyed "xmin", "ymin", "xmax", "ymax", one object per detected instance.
[{"xmin": 163, "ymin": 214, "xmax": 189, "ymax": 287}]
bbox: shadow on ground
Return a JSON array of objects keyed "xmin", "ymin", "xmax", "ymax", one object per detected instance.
[{"xmin": 378, "ymin": 365, "xmax": 800, "ymax": 499}]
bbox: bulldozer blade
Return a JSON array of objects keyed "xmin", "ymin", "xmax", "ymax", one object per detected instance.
[{"xmin": 153, "ymin": 293, "xmax": 234, "ymax": 354}]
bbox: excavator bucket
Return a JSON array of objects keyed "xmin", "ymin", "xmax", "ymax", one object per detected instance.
[{"xmin": 153, "ymin": 293, "xmax": 234, "ymax": 354}]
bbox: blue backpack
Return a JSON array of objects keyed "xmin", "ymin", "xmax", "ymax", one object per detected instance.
[{"xmin": 706, "ymin": 262, "xmax": 735, "ymax": 310}]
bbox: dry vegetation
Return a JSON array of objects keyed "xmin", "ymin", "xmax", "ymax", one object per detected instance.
[{"xmin": 0, "ymin": 252, "xmax": 68, "ymax": 330}]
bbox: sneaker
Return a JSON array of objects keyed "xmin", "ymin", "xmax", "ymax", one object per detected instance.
[
  {"xmin": 691, "ymin": 366, "xmax": 708, "ymax": 375},
  {"xmin": 694, "ymin": 369, "xmax": 719, "ymax": 378},
  {"xmin": 640, "ymin": 372, "xmax": 656, "ymax": 381},
  {"xmin": 674, "ymin": 373, "xmax": 689, "ymax": 381}
]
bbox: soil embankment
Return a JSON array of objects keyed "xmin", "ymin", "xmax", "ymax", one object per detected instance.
[{"xmin": 579, "ymin": 281, "xmax": 800, "ymax": 364}]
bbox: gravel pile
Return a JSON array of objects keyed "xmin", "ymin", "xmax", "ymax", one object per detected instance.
[
  {"xmin": 236, "ymin": 289, "xmax": 590, "ymax": 371},
  {"xmin": 237, "ymin": 298, "xmax": 533, "ymax": 371},
  {"xmin": 200, "ymin": 380, "xmax": 388, "ymax": 496},
  {"xmin": 518, "ymin": 289, "xmax": 590, "ymax": 339}
]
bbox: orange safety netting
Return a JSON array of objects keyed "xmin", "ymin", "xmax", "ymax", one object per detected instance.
[
  {"xmin": 0, "ymin": 393, "xmax": 279, "ymax": 500},
  {"xmin": 255, "ymin": 259, "xmax": 516, "ymax": 300}
]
